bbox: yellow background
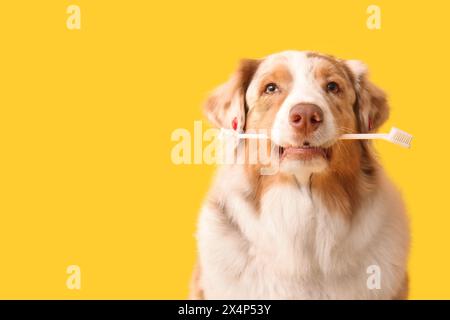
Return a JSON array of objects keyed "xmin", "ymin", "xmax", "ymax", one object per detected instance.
[{"xmin": 0, "ymin": 0, "xmax": 448, "ymax": 299}]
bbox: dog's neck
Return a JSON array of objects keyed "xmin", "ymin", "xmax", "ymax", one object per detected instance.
[{"xmin": 243, "ymin": 140, "xmax": 379, "ymax": 218}]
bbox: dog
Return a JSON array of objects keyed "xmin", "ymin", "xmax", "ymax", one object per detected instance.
[{"xmin": 190, "ymin": 51, "xmax": 410, "ymax": 299}]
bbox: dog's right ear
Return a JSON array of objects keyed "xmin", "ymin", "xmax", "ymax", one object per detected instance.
[
  {"xmin": 346, "ymin": 60, "xmax": 389, "ymax": 133},
  {"xmin": 203, "ymin": 59, "xmax": 260, "ymax": 131}
]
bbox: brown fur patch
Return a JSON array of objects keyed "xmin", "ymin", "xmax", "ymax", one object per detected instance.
[
  {"xmin": 246, "ymin": 64, "xmax": 292, "ymax": 131},
  {"xmin": 312, "ymin": 57, "xmax": 358, "ymax": 135},
  {"xmin": 311, "ymin": 140, "xmax": 378, "ymax": 217},
  {"xmin": 203, "ymin": 59, "xmax": 261, "ymax": 129},
  {"xmin": 357, "ymin": 78, "xmax": 390, "ymax": 132}
]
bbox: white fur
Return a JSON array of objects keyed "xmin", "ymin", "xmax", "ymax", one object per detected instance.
[{"xmin": 197, "ymin": 165, "xmax": 409, "ymax": 299}]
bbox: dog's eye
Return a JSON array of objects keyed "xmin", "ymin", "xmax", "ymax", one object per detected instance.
[
  {"xmin": 264, "ymin": 83, "xmax": 279, "ymax": 94},
  {"xmin": 326, "ymin": 81, "xmax": 339, "ymax": 93}
]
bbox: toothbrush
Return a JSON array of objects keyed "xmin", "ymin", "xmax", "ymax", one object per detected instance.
[
  {"xmin": 219, "ymin": 129, "xmax": 268, "ymax": 140},
  {"xmin": 219, "ymin": 127, "xmax": 413, "ymax": 148},
  {"xmin": 340, "ymin": 127, "xmax": 413, "ymax": 148}
]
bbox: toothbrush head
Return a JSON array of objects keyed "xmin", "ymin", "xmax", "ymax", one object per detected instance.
[{"xmin": 387, "ymin": 127, "xmax": 413, "ymax": 148}]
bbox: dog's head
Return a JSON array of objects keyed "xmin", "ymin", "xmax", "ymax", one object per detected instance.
[{"xmin": 204, "ymin": 51, "xmax": 388, "ymax": 176}]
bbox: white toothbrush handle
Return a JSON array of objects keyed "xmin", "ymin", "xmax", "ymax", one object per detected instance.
[
  {"xmin": 340, "ymin": 133, "xmax": 388, "ymax": 140},
  {"xmin": 220, "ymin": 129, "xmax": 268, "ymax": 140},
  {"xmin": 237, "ymin": 133, "xmax": 269, "ymax": 139}
]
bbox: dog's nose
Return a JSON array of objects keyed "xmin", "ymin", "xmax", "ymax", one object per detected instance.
[{"xmin": 289, "ymin": 103, "xmax": 324, "ymax": 135}]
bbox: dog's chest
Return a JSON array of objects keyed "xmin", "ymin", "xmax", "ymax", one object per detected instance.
[
  {"xmin": 256, "ymin": 185, "xmax": 319, "ymax": 269},
  {"xmin": 199, "ymin": 184, "xmax": 356, "ymax": 299}
]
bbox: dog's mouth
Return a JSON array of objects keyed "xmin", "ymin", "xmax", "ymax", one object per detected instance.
[{"xmin": 278, "ymin": 144, "xmax": 332, "ymax": 161}]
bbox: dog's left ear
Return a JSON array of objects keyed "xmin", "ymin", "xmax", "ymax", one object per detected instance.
[
  {"xmin": 203, "ymin": 59, "xmax": 260, "ymax": 131},
  {"xmin": 346, "ymin": 60, "xmax": 389, "ymax": 132}
]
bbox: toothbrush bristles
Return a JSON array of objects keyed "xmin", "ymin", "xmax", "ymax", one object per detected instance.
[{"xmin": 389, "ymin": 127, "xmax": 413, "ymax": 148}]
